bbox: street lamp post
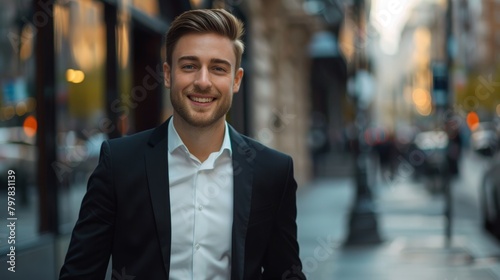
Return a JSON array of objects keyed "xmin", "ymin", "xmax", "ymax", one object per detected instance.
[
  {"xmin": 345, "ymin": 95, "xmax": 382, "ymax": 245},
  {"xmin": 443, "ymin": 0, "xmax": 453, "ymax": 247},
  {"xmin": 344, "ymin": 0, "xmax": 382, "ymax": 246}
]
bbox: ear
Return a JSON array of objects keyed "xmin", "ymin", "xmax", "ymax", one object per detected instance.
[
  {"xmin": 163, "ymin": 62, "xmax": 171, "ymax": 88},
  {"xmin": 232, "ymin": 68, "xmax": 244, "ymax": 93}
]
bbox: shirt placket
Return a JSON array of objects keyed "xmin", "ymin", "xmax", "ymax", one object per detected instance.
[{"xmin": 192, "ymin": 165, "xmax": 201, "ymax": 280}]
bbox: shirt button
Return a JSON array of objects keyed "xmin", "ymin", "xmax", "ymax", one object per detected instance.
[
  {"xmin": 198, "ymin": 205, "xmax": 203, "ymax": 211},
  {"xmin": 195, "ymin": 243, "xmax": 200, "ymax": 250}
]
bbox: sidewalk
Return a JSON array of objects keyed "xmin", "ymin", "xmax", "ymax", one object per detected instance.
[{"xmin": 296, "ymin": 176, "xmax": 500, "ymax": 280}]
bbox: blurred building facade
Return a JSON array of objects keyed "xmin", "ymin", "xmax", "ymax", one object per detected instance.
[
  {"xmin": 369, "ymin": 0, "xmax": 437, "ymax": 132},
  {"xmin": 453, "ymin": 0, "xmax": 500, "ymax": 122},
  {"xmin": 369, "ymin": 0, "xmax": 500, "ymax": 133},
  {"xmin": 244, "ymin": 0, "xmax": 317, "ymax": 183}
]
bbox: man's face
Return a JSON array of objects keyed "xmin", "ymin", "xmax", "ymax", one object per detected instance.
[{"xmin": 164, "ymin": 32, "xmax": 244, "ymax": 128}]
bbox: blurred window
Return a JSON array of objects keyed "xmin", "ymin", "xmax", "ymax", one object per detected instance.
[
  {"xmin": 0, "ymin": 0, "xmax": 39, "ymax": 247},
  {"xmin": 131, "ymin": 0, "xmax": 159, "ymax": 17},
  {"xmin": 117, "ymin": 2, "xmax": 134, "ymax": 134},
  {"xmin": 189, "ymin": 0, "xmax": 205, "ymax": 8},
  {"xmin": 54, "ymin": 0, "xmax": 107, "ymax": 232}
]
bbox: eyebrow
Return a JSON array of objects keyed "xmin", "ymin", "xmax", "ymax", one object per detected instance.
[
  {"xmin": 177, "ymin": 56, "xmax": 232, "ymax": 68},
  {"xmin": 210, "ymin": 58, "xmax": 232, "ymax": 68}
]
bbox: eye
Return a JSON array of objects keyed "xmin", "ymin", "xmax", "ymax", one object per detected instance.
[
  {"xmin": 213, "ymin": 66, "xmax": 228, "ymax": 73},
  {"xmin": 181, "ymin": 64, "xmax": 196, "ymax": 70}
]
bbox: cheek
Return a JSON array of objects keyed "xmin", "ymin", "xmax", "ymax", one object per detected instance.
[
  {"xmin": 218, "ymin": 78, "xmax": 235, "ymax": 92},
  {"xmin": 170, "ymin": 76, "xmax": 190, "ymax": 90}
]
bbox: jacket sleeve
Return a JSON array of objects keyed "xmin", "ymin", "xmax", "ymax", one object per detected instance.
[
  {"xmin": 262, "ymin": 157, "xmax": 306, "ymax": 280},
  {"xmin": 59, "ymin": 141, "xmax": 115, "ymax": 279}
]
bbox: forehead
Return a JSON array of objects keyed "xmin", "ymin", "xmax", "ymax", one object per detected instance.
[{"xmin": 172, "ymin": 33, "xmax": 236, "ymax": 65}]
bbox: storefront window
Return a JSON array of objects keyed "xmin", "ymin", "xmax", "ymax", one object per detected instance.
[
  {"xmin": 131, "ymin": 0, "xmax": 159, "ymax": 17},
  {"xmin": 54, "ymin": 0, "xmax": 107, "ymax": 232},
  {"xmin": 117, "ymin": 0, "xmax": 134, "ymax": 134},
  {"xmin": 0, "ymin": 0, "xmax": 39, "ymax": 247}
]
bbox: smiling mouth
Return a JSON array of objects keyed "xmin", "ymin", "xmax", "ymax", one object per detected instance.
[{"xmin": 189, "ymin": 96, "xmax": 215, "ymax": 103}]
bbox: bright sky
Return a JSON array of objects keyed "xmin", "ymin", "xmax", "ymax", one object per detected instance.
[{"xmin": 370, "ymin": 0, "xmax": 422, "ymax": 54}]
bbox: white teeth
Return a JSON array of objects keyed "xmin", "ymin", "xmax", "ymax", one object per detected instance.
[{"xmin": 190, "ymin": 96, "xmax": 214, "ymax": 103}]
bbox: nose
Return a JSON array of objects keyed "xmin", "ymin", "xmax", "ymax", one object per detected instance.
[{"xmin": 194, "ymin": 67, "xmax": 212, "ymax": 91}]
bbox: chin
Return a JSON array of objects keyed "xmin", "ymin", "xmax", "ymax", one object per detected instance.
[{"xmin": 184, "ymin": 115, "xmax": 219, "ymax": 128}]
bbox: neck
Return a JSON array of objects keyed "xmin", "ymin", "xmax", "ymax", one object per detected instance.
[{"xmin": 172, "ymin": 114, "xmax": 226, "ymax": 162}]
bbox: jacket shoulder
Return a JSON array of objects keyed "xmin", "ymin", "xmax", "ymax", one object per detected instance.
[
  {"xmin": 238, "ymin": 134, "xmax": 292, "ymax": 162},
  {"xmin": 101, "ymin": 129, "xmax": 158, "ymax": 164},
  {"xmin": 107, "ymin": 128, "xmax": 155, "ymax": 149}
]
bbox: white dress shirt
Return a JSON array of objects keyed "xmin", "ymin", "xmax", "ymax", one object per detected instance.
[{"xmin": 168, "ymin": 118, "xmax": 234, "ymax": 280}]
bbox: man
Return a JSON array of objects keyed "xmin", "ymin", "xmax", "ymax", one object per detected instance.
[{"xmin": 60, "ymin": 8, "xmax": 305, "ymax": 280}]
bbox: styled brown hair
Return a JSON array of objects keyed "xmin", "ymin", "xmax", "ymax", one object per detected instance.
[{"xmin": 166, "ymin": 9, "xmax": 245, "ymax": 71}]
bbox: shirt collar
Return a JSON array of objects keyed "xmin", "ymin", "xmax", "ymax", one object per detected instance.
[
  {"xmin": 221, "ymin": 121, "xmax": 232, "ymax": 156},
  {"xmin": 168, "ymin": 117, "xmax": 232, "ymax": 157}
]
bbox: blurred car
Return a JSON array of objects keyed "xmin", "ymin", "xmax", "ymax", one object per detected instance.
[
  {"xmin": 481, "ymin": 154, "xmax": 500, "ymax": 238},
  {"xmin": 412, "ymin": 130, "xmax": 449, "ymax": 176},
  {"xmin": 470, "ymin": 122, "xmax": 500, "ymax": 238},
  {"xmin": 0, "ymin": 127, "xmax": 36, "ymax": 179},
  {"xmin": 0, "ymin": 127, "xmax": 37, "ymax": 205},
  {"xmin": 470, "ymin": 122, "xmax": 500, "ymax": 157},
  {"xmin": 477, "ymin": 121, "xmax": 500, "ymax": 237}
]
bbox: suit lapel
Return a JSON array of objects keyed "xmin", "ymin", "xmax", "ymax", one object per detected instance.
[
  {"xmin": 229, "ymin": 126, "xmax": 254, "ymax": 280},
  {"xmin": 145, "ymin": 118, "xmax": 171, "ymax": 278}
]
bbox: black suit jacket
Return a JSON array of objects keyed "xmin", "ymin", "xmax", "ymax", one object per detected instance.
[{"xmin": 60, "ymin": 119, "xmax": 305, "ymax": 280}]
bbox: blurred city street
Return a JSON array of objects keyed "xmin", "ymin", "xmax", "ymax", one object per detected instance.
[{"xmin": 297, "ymin": 148, "xmax": 500, "ymax": 280}]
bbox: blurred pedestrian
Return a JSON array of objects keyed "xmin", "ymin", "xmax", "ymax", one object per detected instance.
[
  {"xmin": 374, "ymin": 132, "xmax": 396, "ymax": 180},
  {"xmin": 308, "ymin": 112, "xmax": 330, "ymax": 177},
  {"xmin": 60, "ymin": 9, "xmax": 305, "ymax": 280},
  {"xmin": 445, "ymin": 118, "xmax": 463, "ymax": 177}
]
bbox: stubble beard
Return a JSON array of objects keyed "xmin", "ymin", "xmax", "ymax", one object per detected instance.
[{"xmin": 170, "ymin": 89, "xmax": 232, "ymax": 128}]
